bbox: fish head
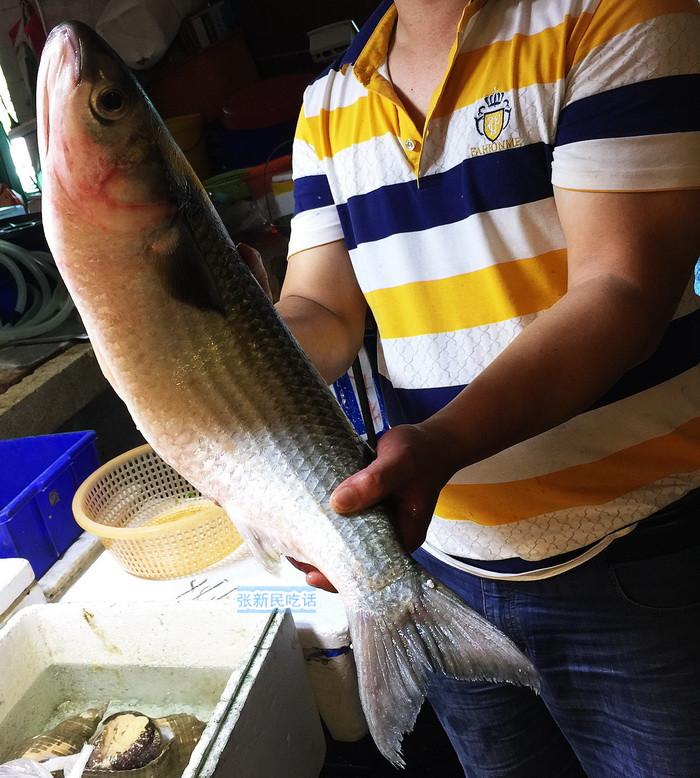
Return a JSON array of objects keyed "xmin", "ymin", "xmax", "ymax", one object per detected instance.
[{"xmin": 37, "ymin": 21, "xmax": 176, "ymax": 264}]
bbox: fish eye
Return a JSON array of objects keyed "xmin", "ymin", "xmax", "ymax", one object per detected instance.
[{"xmin": 93, "ymin": 87, "xmax": 127, "ymax": 120}]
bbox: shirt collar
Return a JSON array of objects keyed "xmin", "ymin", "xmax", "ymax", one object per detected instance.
[{"xmin": 350, "ymin": 1, "xmax": 485, "ymax": 87}]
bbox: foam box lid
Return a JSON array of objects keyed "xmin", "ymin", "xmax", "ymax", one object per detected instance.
[{"xmin": 0, "ymin": 558, "xmax": 34, "ymax": 614}]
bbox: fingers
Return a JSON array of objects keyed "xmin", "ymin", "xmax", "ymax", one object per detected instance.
[
  {"xmin": 330, "ymin": 425, "xmax": 441, "ymax": 553},
  {"xmin": 305, "ymin": 570, "xmax": 337, "ymax": 593},
  {"xmin": 286, "ymin": 556, "xmax": 314, "ymax": 575},
  {"xmin": 393, "ymin": 500, "xmax": 431, "ymax": 552},
  {"xmin": 286, "ymin": 557, "xmax": 337, "ymax": 593},
  {"xmin": 237, "ymin": 243, "xmax": 273, "ymax": 301},
  {"xmin": 331, "ymin": 465, "xmax": 389, "ymax": 513},
  {"xmin": 331, "ymin": 437, "xmax": 406, "ymax": 514}
]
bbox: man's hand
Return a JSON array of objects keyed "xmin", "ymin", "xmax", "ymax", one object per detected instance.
[
  {"xmin": 237, "ymin": 243, "xmax": 273, "ymax": 301},
  {"xmin": 288, "ymin": 423, "xmax": 459, "ymax": 592}
]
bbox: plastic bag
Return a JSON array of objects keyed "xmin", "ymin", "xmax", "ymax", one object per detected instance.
[
  {"xmin": 96, "ymin": 0, "xmax": 206, "ymax": 69},
  {"xmin": 0, "ymin": 760, "xmax": 53, "ymax": 778},
  {"xmin": 0, "ymin": 744, "xmax": 94, "ymax": 778}
]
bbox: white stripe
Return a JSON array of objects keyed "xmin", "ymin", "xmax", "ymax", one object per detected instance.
[
  {"xmin": 462, "ymin": 0, "xmax": 598, "ymax": 53},
  {"xmin": 303, "ymin": 67, "xmax": 369, "ymax": 119},
  {"xmin": 350, "ymin": 197, "xmax": 565, "ymax": 292},
  {"xmin": 422, "ymin": 525, "xmax": 634, "ymax": 581},
  {"xmin": 323, "ymin": 81, "xmax": 562, "ymax": 203},
  {"xmin": 377, "ymin": 276, "xmax": 698, "ymax": 394},
  {"xmin": 326, "ymin": 132, "xmax": 416, "ymax": 201},
  {"xmin": 379, "ymin": 314, "xmax": 538, "ymax": 390},
  {"xmin": 552, "ymin": 132, "xmax": 700, "ymax": 192},
  {"xmin": 422, "ymin": 81, "xmax": 562, "ymax": 177},
  {"xmin": 450, "ymin": 368, "xmax": 700, "ymax": 484},
  {"xmin": 291, "ymin": 138, "xmax": 323, "ymax": 180},
  {"xmin": 427, "ymin": 473, "xmax": 700, "ymax": 561},
  {"xmin": 565, "ymin": 13, "xmax": 700, "ymax": 106},
  {"xmin": 288, "ymin": 205, "xmax": 344, "ymax": 258}
]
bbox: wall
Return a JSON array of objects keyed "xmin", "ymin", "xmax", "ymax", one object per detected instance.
[
  {"xmin": 0, "ymin": 1, "xmax": 384, "ymax": 124},
  {"xmin": 235, "ymin": 0, "xmax": 381, "ymax": 75}
]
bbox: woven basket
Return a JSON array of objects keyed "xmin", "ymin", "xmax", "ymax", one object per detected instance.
[{"xmin": 72, "ymin": 445, "xmax": 242, "ymax": 579}]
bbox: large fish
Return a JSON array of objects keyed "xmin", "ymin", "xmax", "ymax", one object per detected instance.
[{"xmin": 37, "ymin": 22, "xmax": 539, "ymax": 765}]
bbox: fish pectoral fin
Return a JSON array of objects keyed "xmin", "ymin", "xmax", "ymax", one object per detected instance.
[
  {"xmin": 236, "ymin": 524, "xmax": 282, "ymax": 575},
  {"xmin": 158, "ymin": 220, "xmax": 228, "ymax": 316}
]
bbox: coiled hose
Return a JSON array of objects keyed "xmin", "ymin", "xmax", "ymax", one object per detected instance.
[{"xmin": 0, "ymin": 240, "xmax": 75, "ymax": 344}]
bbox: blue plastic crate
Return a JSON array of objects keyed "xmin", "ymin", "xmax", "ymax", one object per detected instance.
[{"xmin": 0, "ymin": 431, "xmax": 100, "ymax": 578}]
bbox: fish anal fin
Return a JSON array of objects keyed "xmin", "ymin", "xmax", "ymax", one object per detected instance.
[{"xmin": 235, "ymin": 522, "xmax": 282, "ymax": 575}]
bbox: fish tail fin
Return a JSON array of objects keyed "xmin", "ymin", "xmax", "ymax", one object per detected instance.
[{"xmin": 348, "ymin": 571, "xmax": 540, "ymax": 767}]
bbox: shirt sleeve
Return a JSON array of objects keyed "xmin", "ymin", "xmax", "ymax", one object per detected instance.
[
  {"xmin": 287, "ymin": 100, "xmax": 345, "ymax": 258},
  {"xmin": 551, "ymin": 0, "xmax": 700, "ymax": 192}
]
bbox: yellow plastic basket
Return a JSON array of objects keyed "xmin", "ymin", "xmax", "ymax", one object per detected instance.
[{"xmin": 72, "ymin": 444, "xmax": 242, "ymax": 579}]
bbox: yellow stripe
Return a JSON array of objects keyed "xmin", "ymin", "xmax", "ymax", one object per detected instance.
[
  {"xmin": 297, "ymin": 95, "xmax": 399, "ymax": 160},
  {"xmin": 441, "ymin": 18, "xmax": 583, "ymax": 117},
  {"xmin": 437, "ymin": 416, "xmax": 700, "ymax": 524},
  {"xmin": 366, "ymin": 249, "xmax": 567, "ymax": 339},
  {"xmin": 572, "ymin": 0, "xmax": 699, "ymax": 66},
  {"xmin": 444, "ymin": 0, "xmax": 692, "ymax": 116},
  {"xmin": 298, "ymin": 1, "xmax": 695, "ymax": 159}
]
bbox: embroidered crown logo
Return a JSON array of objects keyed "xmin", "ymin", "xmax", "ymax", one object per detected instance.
[
  {"xmin": 484, "ymin": 91, "xmax": 504, "ymax": 107},
  {"xmin": 475, "ymin": 91, "xmax": 512, "ymax": 142}
]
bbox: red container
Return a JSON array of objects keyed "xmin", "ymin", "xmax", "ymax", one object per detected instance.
[
  {"xmin": 245, "ymin": 155, "xmax": 293, "ymax": 200},
  {"xmin": 222, "ymin": 74, "xmax": 312, "ymax": 131}
]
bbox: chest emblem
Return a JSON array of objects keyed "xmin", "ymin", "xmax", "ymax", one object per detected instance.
[{"xmin": 475, "ymin": 91, "xmax": 511, "ymax": 142}]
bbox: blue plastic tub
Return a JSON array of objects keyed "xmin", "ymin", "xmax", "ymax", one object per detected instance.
[{"xmin": 0, "ymin": 431, "xmax": 100, "ymax": 578}]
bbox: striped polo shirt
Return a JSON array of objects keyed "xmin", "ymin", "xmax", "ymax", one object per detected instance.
[{"xmin": 288, "ymin": 0, "xmax": 700, "ymax": 577}]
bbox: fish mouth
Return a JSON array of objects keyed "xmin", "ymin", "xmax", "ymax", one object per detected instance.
[
  {"xmin": 46, "ymin": 22, "xmax": 83, "ymax": 85},
  {"xmin": 38, "ymin": 22, "xmax": 84, "ymax": 159}
]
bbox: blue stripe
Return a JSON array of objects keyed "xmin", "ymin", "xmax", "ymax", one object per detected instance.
[
  {"xmin": 376, "ymin": 373, "xmax": 409, "ymax": 427},
  {"xmin": 392, "ymin": 385, "xmax": 465, "ymax": 426},
  {"xmin": 332, "ymin": 372, "xmax": 366, "ymax": 435},
  {"xmin": 293, "ymin": 174, "xmax": 334, "ymax": 215},
  {"xmin": 555, "ymin": 74, "xmax": 700, "ymax": 147},
  {"xmin": 589, "ymin": 308, "xmax": 700, "ymax": 411},
  {"xmin": 449, "ymin": 541, "xmax": 599, "ymax": 574},
  {"xmin": 378, "ymin": 309, "xmax": 700, "ymax": 426},
  {"xmin": 337, "ymin": 142, "xmax": 554, "ymax": 250},
  {"xmin": 363, "ymin": 332, "xmax": 391, "ymax": 436}
]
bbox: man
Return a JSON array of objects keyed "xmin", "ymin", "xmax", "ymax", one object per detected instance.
[{"xmin": 246, "ymin": 0, "xmax": 700, "ymax": 773}]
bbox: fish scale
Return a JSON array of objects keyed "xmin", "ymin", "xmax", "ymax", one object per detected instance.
[{"xmin": 38, "ymin": 21, "xmax": 540, "ymax": 767}]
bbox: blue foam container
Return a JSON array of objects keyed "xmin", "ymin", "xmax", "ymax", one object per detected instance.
[{"xmin": 0, "ymin": 431, "xmax": 100, "ymax": 578}]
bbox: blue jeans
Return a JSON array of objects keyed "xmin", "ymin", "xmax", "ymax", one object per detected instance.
[{"xmin": 414, "ymin": 498, "xmax": 700, "ymax": 777}]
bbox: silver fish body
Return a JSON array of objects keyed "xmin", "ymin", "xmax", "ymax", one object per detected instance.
[{"xmin": 37, "ymin": 22, "xmax": 539, "ymax": 765}]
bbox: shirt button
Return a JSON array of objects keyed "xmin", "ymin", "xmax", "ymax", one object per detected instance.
[{"xmin": 404, "ymin": 138, "xmax": 416, "ymax": 151}]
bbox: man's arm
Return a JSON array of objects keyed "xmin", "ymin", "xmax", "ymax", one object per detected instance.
[
  {"xmin": 277, "ymin": 240, "xmax": 368, "ymax": 384},
  {"xmin": 304, "ymin": 188, "xmax": 699, "ymax": 590},
  {"xmin": 415, "ymin": 187, "xmax": 700, "ymax": 472}
]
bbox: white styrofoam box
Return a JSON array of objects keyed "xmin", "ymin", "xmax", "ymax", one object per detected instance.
[
  {"xmin": 60, "ymin": 548, "xmax": 368, "ymax": 742},
  {"xmin": 0, "ymin": 559, "xmax": 34, "ymax": 614},
  {"xmin": 38, "ymin": 534, "xmax": 102, "ymax": 602},
  {"xmin": 0, "ymin": 603, "xmax": 325, "ymax": 777},
  {"xmin": 0, "ymin": 559, "xmax": 46, "ymax": 625}
]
